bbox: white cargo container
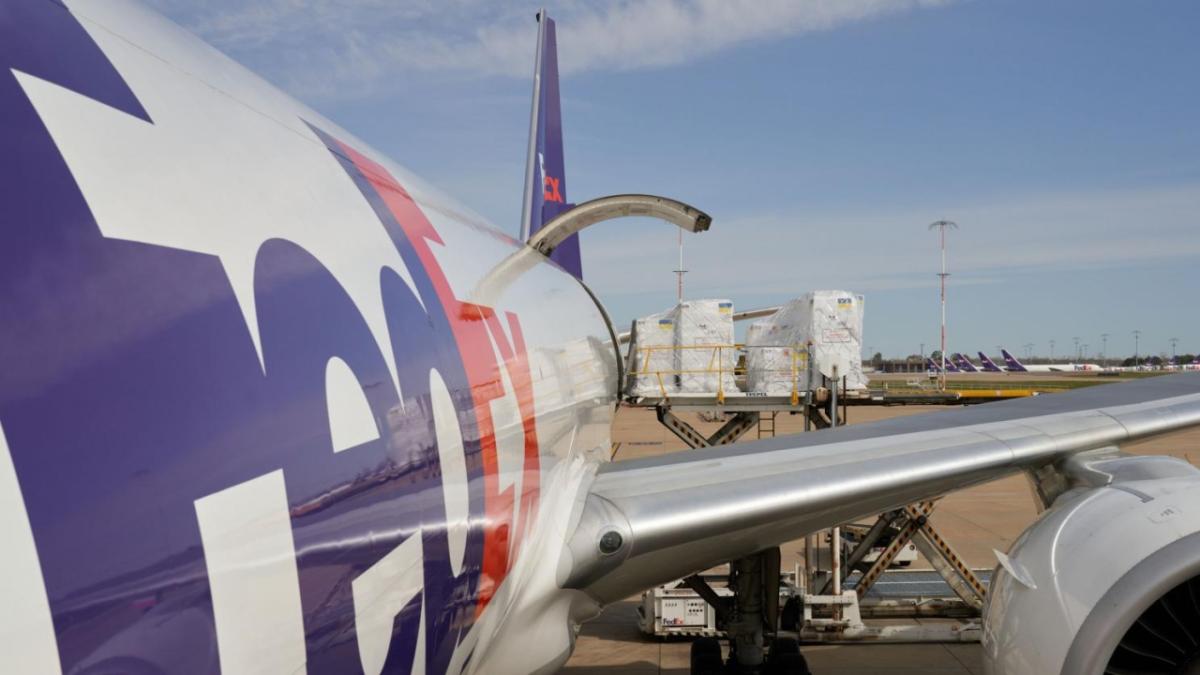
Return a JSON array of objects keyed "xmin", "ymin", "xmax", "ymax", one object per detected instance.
[
  {"xmin": 627, "ymin": 299, "xmax": 739, "ymax": 397},
  {"xmin": 746, "ymin": 291, "xmax": 868, "ymax": 394},
  {"xmin": 675, "ymin": 299, "xmax": 738, "ymax": 394},
  {"xmin": 628, "ymin": 308, "xmax": 679, "ymax": 397}
]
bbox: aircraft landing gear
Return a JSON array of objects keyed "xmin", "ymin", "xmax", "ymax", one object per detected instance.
[
  {"xmin": 690, "ymin": 636, "xmax": 811, "ymax": 675},
  {"xmin": 765, "ymin": 637, "xmax": 810, "ymax": 675},
  {"xmin": 687, "ymin": 548, "xmax": 811, "ymax": 674},
  {"xmin": 690, "ymin": 637, "xmax": 724, "ymax": 675}
]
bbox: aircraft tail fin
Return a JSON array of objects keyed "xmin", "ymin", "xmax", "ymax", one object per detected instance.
[
  {"xmin": 930, "ymin": 356, "xmax": 959, "ymax": 373},
  {"xmin": 520, "ymin": 11, "xmax": 582, "ymax": 279},
  {"xmin": 978, "ymin": 352, "xmax": 1004, "ymax": 372},
  {"xmin": 1001, "ymin": 348, "xmax": 1028, "ymax": 372},
  {"xmin": 952, "ymin": 353, "xmax": 978, "ymax": 372}
]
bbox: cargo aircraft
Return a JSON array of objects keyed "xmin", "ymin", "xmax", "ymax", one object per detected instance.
[
  {"xmin": 4, "ymin": 2, "xmax": 1200, "ymax": 674},
  {"xmin": 977, "ymin": 351, "xmax": 1005, "ymax": 373},
  {"xmin": 926, "ymin": 357, "xmax": 961, "ymax": 373},
  {"xmin": 1000, "ymin": 348, "xmax": 1101, "ymax": 373},
  {"xmin": 951, "ymin": 353, "xmax": 980, "ymax": 373}
]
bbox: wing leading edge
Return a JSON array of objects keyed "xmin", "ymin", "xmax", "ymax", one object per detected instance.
[{"xmin": 560, "ymin": 373, "xmax": 1200, "ymax": 604}]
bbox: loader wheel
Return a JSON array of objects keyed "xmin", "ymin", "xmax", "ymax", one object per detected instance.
[
  {"xmin": 690, "ymin": 637, "xmax": 725, "ymax": 675},
  {"xmin": 767, "ymin": 638, "xmax": 809, "ymax": 675},
  {"xmin": 767, "ymin": 652, "xmax": 810, "ymax": 675},
  {"xmin": 780, "ymin": 596, "xmax": 801, "ymax": 632}
]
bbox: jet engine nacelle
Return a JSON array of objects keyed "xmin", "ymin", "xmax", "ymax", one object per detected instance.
[{"xmin": 983, "ymin": 454, "xmax": 1200, "ymax": 675}]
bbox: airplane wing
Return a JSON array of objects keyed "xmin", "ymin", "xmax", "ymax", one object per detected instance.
[{"xmin": 561, "ymin": 372, "xmax": 1200, "ymax": 603}]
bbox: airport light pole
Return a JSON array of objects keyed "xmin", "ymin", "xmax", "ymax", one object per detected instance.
[
  {"xmin": 1171, "ymin": 337, "xmax": 1179, "ymax": 362},
  {"xmin": 1023, "ymin": 343, "xmax": 1034, "ymax": 359},
  {"xmin": 1073, "ymin": 336, "xmax": 1080, "ymax": 361},
  {"xmin": 929, "ymin": 220, "xmax": 957, "ymax": 390},
  {"xmin": 1134, "ymin": 329, "xmax": 1142, "ymax": 365},
  {"xmin": 673, "ymin": 229, "xmax": 686, "ymax": 303},
  {"xmin": 1101, "ymin": 333, "xmax": 1109, "ymax": 366},
  {"xmin": 1049, "ymin": 339, "xmax": 1056, "ymax": 361}
]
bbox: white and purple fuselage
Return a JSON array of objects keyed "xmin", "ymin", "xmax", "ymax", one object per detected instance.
[{"xmin": 0, "ymin": 1, "xmax": 618, "ymax": 673}]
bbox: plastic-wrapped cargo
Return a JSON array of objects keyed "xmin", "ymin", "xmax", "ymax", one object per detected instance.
[
  {"xmin": 744, "ymin": 319, "xmax": 806, "ymax": 396},
  {"xmin": 627, "ymin": 308, "xmax": 679, "ymax": 397},
  {"xmin": 675, "ymin": 299, "xmax": 738, "ymax": 394},
  {"xmin": 743, "ymin": 321, "xmax": 768, "ymax": 388},
  {"xmin": 745, "ymin": 291, "xmax": 868, "ymax": 394},
  {"xmin": 626, "ymin": 299, "xmax": 740, "ymax": 397}
]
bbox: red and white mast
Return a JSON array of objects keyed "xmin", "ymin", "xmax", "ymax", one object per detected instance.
[{"xmin": 929, "ymin": 220, "xmax": 957, "ymax": 390}]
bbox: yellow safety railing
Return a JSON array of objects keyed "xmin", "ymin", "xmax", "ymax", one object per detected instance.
[{"xmin": 628, "ymin": 344, "xmax": 811, "ymax": 404}]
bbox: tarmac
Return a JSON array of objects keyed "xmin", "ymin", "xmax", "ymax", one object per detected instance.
[{"xmin": 560, "ymin": 376, "xmax": 1200, "ymax": 674}]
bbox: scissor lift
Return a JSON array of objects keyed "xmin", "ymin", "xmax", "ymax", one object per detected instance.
[{"xmin": 624, "ymin": 351, "xmax": 990, "ymax": 646}]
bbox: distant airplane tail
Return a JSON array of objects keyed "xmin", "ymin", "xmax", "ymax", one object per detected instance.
[
  {"xmin": 928, "ymin": 356, "xmax": 959, "ymax": 373},
  {"xmin": 977, "ymin": 351, "xmax": 1004, "ymax": 372},
  {"xmin": 520, "ymin": 11, "xmax": 581, "ymax": 279},
  {"xmin": 1000, "ymin": 348, "xmax": 1028, "ymax": 372},
  {"xmin": 951, "ymin": 353, "xmax": 978, "ymax": 372}
]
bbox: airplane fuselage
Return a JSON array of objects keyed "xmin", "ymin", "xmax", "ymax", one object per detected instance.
[{"xmin": 0, "ymin": 2, "xmax": 618, "ymax": 673}]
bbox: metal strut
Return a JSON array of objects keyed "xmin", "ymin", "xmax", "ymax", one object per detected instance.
[
  {"xmin": 803, "ymin": 405, "xmax": 832, "ymax": 430},
  {"xmin": 819, "ymin": 510, "xmax": 904, "ymax": 595},
  {"xmin": 656, "ymin": 408, "xmax": 760, "ymax": 449},
  {"xmin": 852, "ymin": 500, "xmax": 986, "ymax": 610}
]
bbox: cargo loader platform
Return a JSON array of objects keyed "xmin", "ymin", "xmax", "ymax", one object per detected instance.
[{"xmin": 623, "ymin": 387, "xmax": 1030, "ymax": 412}]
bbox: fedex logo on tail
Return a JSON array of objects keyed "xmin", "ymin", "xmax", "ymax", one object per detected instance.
[
  {"xmin": 523, "ymin": 13, "xmax": 582, "ymax": 279},
  {"xmin": 978, "ymin": 352, "xmax": 1004, "ymax": 372},
  {"xmin": 951, "ymin": 353, "xmax": 978, "ymax": 372},
  {"xmin": 927, "ymin": 357, "xmax": 960, "ymax": 373},
  {"xmin": 544, "ymin": 175, "xmax": 564, "ymax": 203},
  {"xmin": 1001, "ymin": 349, "xmax": 1029, "ymax": 372}
]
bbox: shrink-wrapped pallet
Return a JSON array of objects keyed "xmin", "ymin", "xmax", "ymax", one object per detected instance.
[
  {"xmin": 745, "ymin": 318, "xmax": 807, "ymax": 396},
  {"xmin": 746, "ymin": 291, "xmax": 868, "ymax": 394},
  {"xmin": 675, "ymin": 300, "xmax": 738, "ymax": 394},
  {"xmin": 626, "ymin": 300, "xmax": 741, "ymax": 397},
  {"xmin": 627, "ymin": 308, "xmax": 679, "ymax": 397}
]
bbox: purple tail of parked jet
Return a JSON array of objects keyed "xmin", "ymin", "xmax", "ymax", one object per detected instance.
[
  {"xmin": 1001, "ymin": 348, "xmax": 1029, "ymax": 372},
  {"xmin": 978, "ymin": 352, "xmax": 1004, "ymax": 372},
  {"xmin": 952, "ymin": 353, "xmax": 979, "ymax": 372},
  {"xmin": 927, "ymin": 357, "xmax": 960, "ymax": 373},
  {"xmin": 521, "ymin": 12, "xmax": 582, "ymax": 278}
]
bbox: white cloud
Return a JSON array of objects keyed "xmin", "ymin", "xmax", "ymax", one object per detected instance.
[
  {"xmin": 579, "ymin": 182, "xmax": 1200, "ymax": 304},
  {"xmin": 148, "ymin": 0, "xmax": 954, "ymax": 98}
]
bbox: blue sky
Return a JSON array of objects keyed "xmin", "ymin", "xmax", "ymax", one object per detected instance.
[{"xmin": 150, "ymin": 0, "xmax": 1200, "ymax": 359}]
